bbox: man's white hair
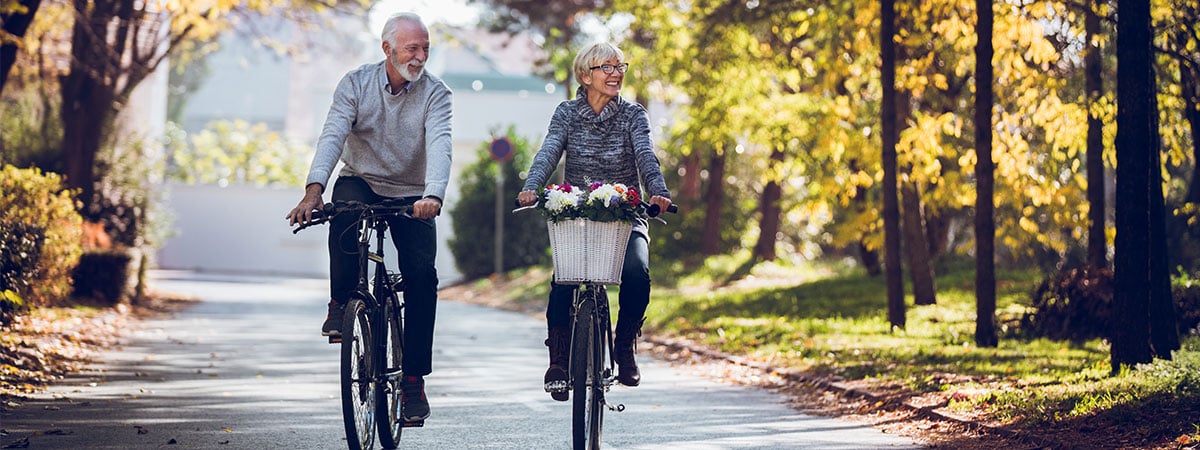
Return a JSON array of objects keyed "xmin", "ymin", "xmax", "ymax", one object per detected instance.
[{"xmin": 381, "ymin": 13, "xmax": 426, "ymax": 46}]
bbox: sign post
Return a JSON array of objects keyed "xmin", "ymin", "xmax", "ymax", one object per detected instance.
[{"xmin": 490, "ymin": 137, "xmax": 514, "ymax": 278}]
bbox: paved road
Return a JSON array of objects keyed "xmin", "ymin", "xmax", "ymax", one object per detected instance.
[{"xmin": 1, "ymin": 272, "xmax": 922, "ymax": 449}]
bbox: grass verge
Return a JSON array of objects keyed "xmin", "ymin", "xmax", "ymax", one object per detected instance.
[{"xmin": 462, "ymin": 255, "xmax": 1200, "ymax": 449}]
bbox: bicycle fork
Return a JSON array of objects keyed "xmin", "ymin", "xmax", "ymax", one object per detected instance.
[{"xmin": 591, "ymin": 290, "xmax": 626, "ymax": 413}]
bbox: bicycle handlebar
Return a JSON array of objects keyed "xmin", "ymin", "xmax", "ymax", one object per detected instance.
[
  {"xmin": 510, "ymin": 200, "xmax": 678, "ymax": 218},
  {"xmin": 292, "ymin": 199, "xmax": 414, "ymax": 234}
]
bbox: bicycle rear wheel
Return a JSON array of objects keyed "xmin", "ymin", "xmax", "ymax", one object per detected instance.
[
  {"xmin": 341, "ymin": 298, "xmax": 376, "ymax": 450},
  {"xmin": 376, "ymin": 288, "xmax": 405, "ymax": 448},
  {"xmin": 571, "ymin": 290, "xmax": 604, "ymax": 450}
]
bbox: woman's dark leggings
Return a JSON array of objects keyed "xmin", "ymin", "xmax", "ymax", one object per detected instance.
[
  {"xmin": 329, "ymin": 176, "xmax": 438, "ymax": 376},
  {"xmin": 546, "ymin": 232, "xmax": 650, "ymax": 330}
]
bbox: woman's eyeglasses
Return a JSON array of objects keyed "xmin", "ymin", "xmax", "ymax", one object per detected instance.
[{"xmin": 589, "ymin": 63, "xmax": 630, "ymax": 74}]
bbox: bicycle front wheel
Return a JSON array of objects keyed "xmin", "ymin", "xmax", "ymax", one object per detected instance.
[
  {"xmin": 571, "ymin": 290, "xmax": 604, "ymax": 450},
  {"xmin": 376, "ymin": 289, "xmax": 405, "ymax": 448},
  {"xmin": 341, "ymin": 298, "xmax": 376, "ymax": 450}
]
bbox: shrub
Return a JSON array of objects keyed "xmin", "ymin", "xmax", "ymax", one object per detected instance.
[
  {"xmin": 0, "ymin": 165, "xmax": 84, "ymax": 307},
  {"xmin": 166, "ymin": 119, "xmax": 312, "ymax": 187},
  {"xmin": 1171, "ymin": 277, "xmax": 1200, "ymax": 336},
  {"xmin": 448, "ymin": 129, "xmax": 549, "ymax": 280},
  {"xmin": 0, "ymin": 220, "xmax": 44, "ymax": 320},
  {"xmin": 1023, "ymin": 266, "xmax": 1113, "ymax": 342},
  {"xmin": 71, "ymin": 250, "xmax": 133, "ymax": 305}
]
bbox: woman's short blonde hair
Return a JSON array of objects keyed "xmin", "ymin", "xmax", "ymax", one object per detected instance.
[{"xmin": 573, "ymin": 42, "xmax": 625, "ymax": 87}]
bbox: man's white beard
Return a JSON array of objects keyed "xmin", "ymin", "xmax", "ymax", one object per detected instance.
[{"xmin": 393, "ymin": 57, "xmax": 424, "ymax": 82}]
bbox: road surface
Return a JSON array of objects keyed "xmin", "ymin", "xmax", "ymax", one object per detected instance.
[{"xmin": 1, "ymin": 272, "xmax": 922, "ymax": 449}]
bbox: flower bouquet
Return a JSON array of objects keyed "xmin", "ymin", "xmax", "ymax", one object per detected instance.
[
  {"xmin": 533, "ymin": 182, "xmax": 641, "ymax": 284},
  {"xmin": 535, "ymin": 182, "xmax": 644, "ymax": 223}
]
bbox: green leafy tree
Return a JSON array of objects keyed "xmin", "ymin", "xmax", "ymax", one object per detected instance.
[
  {"xmin": 166, "ymin": 120, "xmax": 312, "ymax": 187},
  {"xmin": 52, "ymin": 0, "xmax": 372, "ymax": 214}
]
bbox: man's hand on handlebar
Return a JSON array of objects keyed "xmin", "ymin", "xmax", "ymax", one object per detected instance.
[
  {"xmin": 413, "ymin": 197, "xmax": 442, "ymax": 219},
  {"xmin": 287, "ymin": 183, "xmax": 325, "ymax": 226}
]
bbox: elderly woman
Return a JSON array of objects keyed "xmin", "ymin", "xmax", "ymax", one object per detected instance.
[{"xmin": 517, "ymin": 42, "xmax": 673, "ymax": 401}]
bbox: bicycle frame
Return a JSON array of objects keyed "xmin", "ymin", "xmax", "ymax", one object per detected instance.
[
  {"xmin": 293, "ymin": 200, "xmax": 417, "ymax": 450},
  {"xmin": 347, "ymin": 211, "xmax": 404, "ymax": 381}
]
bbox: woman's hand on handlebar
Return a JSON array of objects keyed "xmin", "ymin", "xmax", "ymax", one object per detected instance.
[
  {"xmin": 517, "ymin": 190, "xmax": 538, "ymax": 207},
  {"xmin": 648, "ymin": 195, "xmax": 672, "ymax": 214},
  {"xmin": 287, "ymin": 183, "xmax": 325, "ymax": 226}
]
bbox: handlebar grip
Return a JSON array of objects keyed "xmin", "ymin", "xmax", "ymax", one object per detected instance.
[
  {"xmin": 647, "ymin": 203, "xmax": 678, "ymax": 217},
  {"xmin": 291, "ymin": 202, "xmax": 336, "ymax": 234}
]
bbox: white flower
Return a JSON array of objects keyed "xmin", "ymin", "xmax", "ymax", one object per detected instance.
[
  {"xmin": 544, "ymin": 186, "xmax": 582, "ymax": 214},
  {"xmin": 588, "ymin": 184, "xmax": 622, "ymax": 207}
]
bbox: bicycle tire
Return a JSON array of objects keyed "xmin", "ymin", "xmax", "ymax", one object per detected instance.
[
  {"xmin": 571, "ymin": 290, "xmax": 602, "ymax": 450},
  {"xmin": 341, "ymin": 298, "xmax": 376, "ymax": 450},
  {"xmin": 376, "ymin": 288, "xmax": 405, "ymax": 448}
]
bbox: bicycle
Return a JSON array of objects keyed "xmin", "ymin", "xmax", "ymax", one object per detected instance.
[
  {"xmin": 292, "ymin": 199, "xmax": 422, "ymax": 450},
  {"xmin": 516, "ymin": 202, "xmax": 676, "ymax": 450}
]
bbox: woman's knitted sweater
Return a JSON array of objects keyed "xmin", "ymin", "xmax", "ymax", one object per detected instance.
[{"xmin": 523, "ymin": 88, "xmax": 671, "ymax": 237}]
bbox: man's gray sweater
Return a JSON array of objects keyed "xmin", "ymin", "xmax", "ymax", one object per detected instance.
[{"xmin": 306, "ymin": 61, "xmax": 453, "ymax": 200}]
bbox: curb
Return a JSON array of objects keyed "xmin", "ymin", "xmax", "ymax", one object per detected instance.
[{"xmin": 645, "ymin": 335, "xmax": 1069, "ymax": 449}]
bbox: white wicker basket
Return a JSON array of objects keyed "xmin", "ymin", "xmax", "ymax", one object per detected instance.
[{"xmin": 547, "ymin": 219, "xmax": 632, "ymax": 285}]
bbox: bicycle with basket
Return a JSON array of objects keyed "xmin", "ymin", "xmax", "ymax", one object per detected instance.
[{"xmin": 516, "ymin": 182, "xmax": 675, "ymax": 450}]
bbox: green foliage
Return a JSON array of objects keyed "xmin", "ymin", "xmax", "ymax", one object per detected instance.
[
  {"xmin": 0, "ymin": 220, "xmax": 43, "ymax": 319},
  {"xmin": 448, "ymin": 129, "xmax": 550, "ymax": 280},
  {"xmin": 0, "ymin": 92, "xmax": 63, "ymax": 171},
  {"xmin": 89, "ymin": 132, "xmax": 174, "ymax": 249},
  {"xmin": 1170, "ymin": 274, "xmax": 1200, "ymax": 335},
  {"xmin": 165, "ymin": 120, "xmax": 312, "ymax": 187},
  {"xmin": 0, "ymin": 165, "xmax": 83, "ymax": 307},
  {"xmin": 71, "ymin": 250, "xmax": 133, "ymax": 305}
]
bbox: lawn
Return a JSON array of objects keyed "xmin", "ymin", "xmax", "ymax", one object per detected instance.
[{"xmin": 453, "ymin": 255, "xmax": 1200, "ymax": 448}]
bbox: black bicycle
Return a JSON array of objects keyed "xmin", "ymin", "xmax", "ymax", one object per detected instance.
[
  {"xmin": 516, "ymin": 203, "xmax": 675, "ymax": 450},
  {"xmin": 293, "ymin": 199, "xmax": 421, "ymax": 450}
]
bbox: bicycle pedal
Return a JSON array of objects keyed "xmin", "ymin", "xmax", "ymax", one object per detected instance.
[
  {"xmin": 327, "ymin": 335, "xmax": 342, "ymax": 344},
  {"xmin": 402, "ymin": 420, "xmax": 425, "ymax": 428}
]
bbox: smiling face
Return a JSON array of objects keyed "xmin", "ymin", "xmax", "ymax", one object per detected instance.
[
  {"xmin": 382, "ymin": 18, "xmax": 429, "ymax": 83},
  {"xmin": 582, "ymin": 58, "xmax": 624, "ymax": 98}
]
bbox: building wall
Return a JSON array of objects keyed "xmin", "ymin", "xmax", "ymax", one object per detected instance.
[{"xmin": 157, "ymin": 22, "xmax": 563, "ymax": 282}]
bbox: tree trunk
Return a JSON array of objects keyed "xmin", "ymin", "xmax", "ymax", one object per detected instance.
[
  {"xmin": 850, "ymin": 159, "xmax": 882, "ymax": 276},
  {"xmin": 0, "ymin": 0, "xmax": 41, "ymax": 95},
  {"xmin": 681, "ymin": 147, "xmax": 703, "ymax": 201},
  {"xmin": 924, "ymin": 210, "xmax": 950, "ymax": 258},
  {"xmin": 61, "ymin": 0, "xmax": 121, "ymax": 207},
  {"xmin": 1182, "ymin": 63, "xmax": 1200, "ymax": 203},
  {"xmin": 901, "ymin": 180, "xmax": 937, "ymax": 305},
  {"xmin": 701, "ymin": 148, "xmax": 726, "ymax": 256},
  {"xmin": 1147, "ymin": 90, "xmax": 1179, "ymax": 358},
  {"xmin": 881, "ymin": 0, "xmax": 906, "ymax": 329},
  {"xmin": 974, "ymin": 0, "xmax": 998, "ymax": 348},
  {"xmin": 1085, "ymin": 0, "xmax": 1109, "ymax": 268},
  {"xmin": 753, "ymin": 148, "xmax": 784, "ymax": 262},
  {"xmin": 1111, "ymin": 0, "xmax": 1156, "ymax": 372}
]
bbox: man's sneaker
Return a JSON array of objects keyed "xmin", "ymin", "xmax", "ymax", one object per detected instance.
[
  {"xmin": 401, "ymin": 376, "xmax": 430, "ymax": 421},
  {"xmin": 321, "ymin": 301, "xmax": 345, "ymax": 336}
]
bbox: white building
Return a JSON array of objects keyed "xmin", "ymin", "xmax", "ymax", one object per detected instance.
[{"xmin": 157, "ymin": 15, "xmax": 563, "ymax": 284}]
